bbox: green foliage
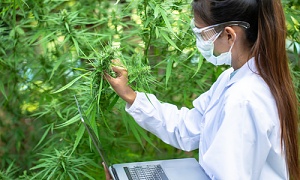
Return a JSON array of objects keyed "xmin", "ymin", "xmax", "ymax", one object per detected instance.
[
  {"xmin": 0, "ymin": 162, "xmax": 19, "ymax": 180},
  {"xmin": 0, "ymin": 0, "xmax": 299, "ymax": 179},
  {"xmin": 284, "ymin": 0, "xmax": 300, "ymax": 64},
  {"xmin": 30, "ymin": 149, "xmax": 99, "ymax": 180}
]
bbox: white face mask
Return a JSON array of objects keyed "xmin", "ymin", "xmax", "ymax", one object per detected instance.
[
  {"xmin": 196, "ymin": 38, "xmax": 234, "ymax": 66},
  {"xmin": 190, "ymin": 18, "xmax": 249, "ymax": 66}
]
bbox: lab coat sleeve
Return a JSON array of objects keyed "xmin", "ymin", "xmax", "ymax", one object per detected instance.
[
  {"xmin": 125, "ymin": 91, "xmax": 210, "ymax": 151},
  {"xmin": 202, "ymin": 100, "xmax": 275, "ymax": 180}
]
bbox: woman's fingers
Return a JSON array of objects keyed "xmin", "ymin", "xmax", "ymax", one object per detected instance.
[
  {"xmin": 111, "ymin": 59, "xmax": 125, "ymax": 67},
  {"xmin": 102, "ymin": 162, "xmax": 112, "ymax": 180},
  {"xmin": 111, "ymin": 65, "xmax": 128, "ymax": 77},
  {"xmin": 104, "ymin": 66, "xmax": 128, "ymax": 86},
  {"xmin": 103, "ymin": 72, "xmax": 112, "ymax": 81}
]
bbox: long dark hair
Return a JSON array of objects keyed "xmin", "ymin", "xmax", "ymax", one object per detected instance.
[{"xmin": 192, "ymin": 0, "xmax": 299, "ymax": 178}]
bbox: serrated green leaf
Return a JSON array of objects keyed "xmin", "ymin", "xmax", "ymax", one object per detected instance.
[
  {"xmin": 71, "ymin": 123, "xmax": 85, "ymax": 154},
  {"xmin": 155, "ymin": 27, "xmax": 160, "ymax": 39},
  {"xmin": 65, "ymin": 22, "xmax": 70, "ymax": 33},
  {"xmin": 52, "ymin": 72, "xmax": 90, "ymax": 94},
  {"xmin": 154, "ymin": 5, "xmax": 160, "ymax": 18},
  {"xmin": 159, "ymin": 8, "xmax": 179, "ymax": 39},
  {"xmin": 15, "ymin": 26, "xmax": 25, "ymax": 36},
  {"xmin": 76, "ymin": 169, "xmax": 95, "ymax": 180},
  {"xmin": 33, "ymin": 124, "xmax": 53, "ymax": 150},
  {"xmin": 97, "ymin": 77, "xmax": 103, "ymax": 106},
  {"xmin": 49, "ymin": 55, "xmax": 65, "ymax": 81},
  {"xmin": 136, "ymin": 124, "xmax": 157, "ymax": 149},
  {"xmin": 127, "ymin": 118, "xmax": 143, "ymax": 146},
  {"xmin": 161, "ymin": 31, "xmax": 180, "ymax": 51},
  {"xmin": 166, "ymin": 58, "xmax": 173, "ymax": 86},
  {"xmin": 72, "ymin": 36, "xmax": 80, "ymax": 56},
  {"xmin": 126, "ymin": 115, "xmax": 157, "ymax": 149},
  {"xmin": 33, "ymin": 31, "xmax": 56, "ymax": 45},
  {"xmin": 68, "ymin": 172, "xmax": 76, "ymax": 180},
  {"xmin": 47, "ymin": 166, "xmax": 58, "ymax": 180},
  {"xmin": 291, "ymin": 16, "xmax": 299, "ymax": 26},
  {"xmin": 56, "ymin": 114, "xmax": 80, "ymax": 129},
  {"xmin": 107, "ymin": 93, "xmax": 119, "ymax": 111},
  {"xmin": 0, "ymin": 81, "xmax": 7, "ymax": 100},
  {"xmin": 192, "ymin": 54, "xmax": 204, "ymax": 78}
]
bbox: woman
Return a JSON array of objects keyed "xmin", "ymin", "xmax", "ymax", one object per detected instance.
[{"xmin": 105, "ymin": 0, "xmax": 299, "ymax": 179}]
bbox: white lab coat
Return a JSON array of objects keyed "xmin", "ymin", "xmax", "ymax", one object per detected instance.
[{"xmin": 125, "ymin": 58, "xmax": 288, "ymax": 180}]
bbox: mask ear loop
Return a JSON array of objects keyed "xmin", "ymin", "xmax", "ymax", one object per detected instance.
[{"xmin": 228, "ymin": 33, "xmax": 236, "ymax": 52}]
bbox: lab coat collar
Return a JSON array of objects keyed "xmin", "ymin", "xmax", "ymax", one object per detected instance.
[
  {"xmin": 227, "ymin": 57, "xmax": 257, "ymax": 87},
  {"xmin": 201, "ymin": 57, "xmax": 257, "ymax": 114}
]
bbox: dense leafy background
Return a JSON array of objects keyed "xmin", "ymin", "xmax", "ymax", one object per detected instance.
[{"xmin": 0, "ymin": 0, "xmax": 299, "ymax": 179}]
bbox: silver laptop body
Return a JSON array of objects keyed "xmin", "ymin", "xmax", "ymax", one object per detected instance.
[{"xmin": 74, "ymin": 95, "xmax": 210, "ymax": 180}]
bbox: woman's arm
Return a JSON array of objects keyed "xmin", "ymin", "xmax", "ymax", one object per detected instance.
[{"xmin": 126, "ymin": 92, "xmax": 207, "ymax": 151}]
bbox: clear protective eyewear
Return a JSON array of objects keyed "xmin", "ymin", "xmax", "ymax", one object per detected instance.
[{"xmin": 190, "ymin": 18, "xmax": 250, "ymax": 42}]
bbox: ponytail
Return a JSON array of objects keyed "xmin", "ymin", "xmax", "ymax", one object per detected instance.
[{"xmin": 252, "ymin": 0, "xmax": 300, "ymax": 178}]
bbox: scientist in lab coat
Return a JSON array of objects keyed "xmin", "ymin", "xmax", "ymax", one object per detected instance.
[{"xmin": 105, "ymin": 0, "xmax": 300, "ymax": 179}]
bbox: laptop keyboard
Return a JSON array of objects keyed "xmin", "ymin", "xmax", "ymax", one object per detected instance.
[{"xmin": 124, "ymin": 164, "xmax": 169, "ymax": 180}]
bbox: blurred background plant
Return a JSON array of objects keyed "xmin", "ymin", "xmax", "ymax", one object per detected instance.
[{"xmin": 0, "ymin": 0, "xmax": 299, "ymax": 179}]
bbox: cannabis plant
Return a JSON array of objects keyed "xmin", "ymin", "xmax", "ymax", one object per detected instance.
[{"xmin": 0, "ymin": 0, "xmax": 299, "ymax": 179}]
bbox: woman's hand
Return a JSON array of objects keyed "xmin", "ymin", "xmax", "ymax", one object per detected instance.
[
  {"xmin": 102, "ymin": 162, "xmax": 112, "ymax": 180},
  {"xmin": 104, "ymin": 60, "xmax": 136, "ymax": 105}
]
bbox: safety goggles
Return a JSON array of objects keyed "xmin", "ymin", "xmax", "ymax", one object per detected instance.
[{"xmin": 190, "ymin": 18, "xmax": 250, "ymax": 42}]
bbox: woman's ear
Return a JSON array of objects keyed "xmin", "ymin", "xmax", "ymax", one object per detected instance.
[{"xmin": 224, "ymin": 27, "xmax": 236, "ymax": 44}]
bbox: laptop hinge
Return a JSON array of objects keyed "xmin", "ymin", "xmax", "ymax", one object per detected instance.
[{"xmin": 111, "ymin": 166, "xmax": 119, "ymax": 180}]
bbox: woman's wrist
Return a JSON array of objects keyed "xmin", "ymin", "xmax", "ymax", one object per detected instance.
[{"xmin": 120, "ymin": 87, "xmax": 136, "ymax": 105}]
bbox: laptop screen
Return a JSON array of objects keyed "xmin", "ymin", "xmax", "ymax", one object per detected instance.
[{"xmin": 74, "ymin": 95, "xmax": 111, "ymax": 170}]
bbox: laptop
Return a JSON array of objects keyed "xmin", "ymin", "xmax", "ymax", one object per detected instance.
[{"xmin": 74, "ymin": 95, "xmax": 210, "ymax": 180}]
